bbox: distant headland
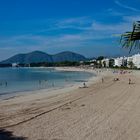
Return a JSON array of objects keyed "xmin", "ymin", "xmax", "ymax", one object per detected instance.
[{"xmin": 0, "ymin": 51, "xmax": 87, "ymax": 65}]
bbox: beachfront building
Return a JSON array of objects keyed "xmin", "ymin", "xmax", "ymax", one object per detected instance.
[
  {"xmin": 114, "ymin": 57, "xmax": 123, "ymax": 67},
  {"xmin": 127, "ymin": 56, "xmax": 133, "ymax": 68},
  {"xmin": 122, "ymin": 57, "xmax": 127, "ymax": 67},
  {"xmin": 101, "ymin": 59, "xmax": 109, "ymax": 67},
  {"xmin": 12, "ymin": 63, "xmax": 19, "ymax": 67},
  {"xmin": 132, "ymin": 54, "xmax": 140, "ymax": 68},
  {"xmin": 114, "ymin": 57, "xmax": 127, "ymax": 67},
  {"xmin": 89, "ymin": 59, "xmax": 96, "ymax": 62}
]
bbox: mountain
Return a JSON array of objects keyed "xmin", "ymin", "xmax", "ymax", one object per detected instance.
[
  {"xmin": 1, "ymin": 51, "xmax": 86, "ymax": 64},
  {"xmin": 1, "ymin": 51, "xmax": 53, "ymax": 64},
  {"xmin": 52, "ymin": 51, "xmax": 86, "ymax": 62}
]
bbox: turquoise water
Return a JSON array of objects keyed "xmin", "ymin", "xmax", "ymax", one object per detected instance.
[{"xmin": 0, "ymin": 68, "xmax": 95, "ymax": 99}]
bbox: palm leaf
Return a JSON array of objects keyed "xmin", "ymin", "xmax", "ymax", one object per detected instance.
[{"xmin": 120, "ymin": 21, "xmax": 140, "ymax": 53}]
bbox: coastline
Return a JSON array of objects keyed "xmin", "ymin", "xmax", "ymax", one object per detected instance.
[
  {"xmin": 0, "ymin": 67, "xmax": 105, "ymax": 122},
  {"xmin": 0, "ymin": 67, "xmax": 112, "ymax": 125},
  {"xmin": 0, "ymin": 67, "xmax": 96, "ymax": 101},
  {"xmin": 55, "ymin": 67, "xmax": 111, "ymax": 85},
  {"xmin": 0, "ymin": 67, "xmax": 128, "ymax": 140}
]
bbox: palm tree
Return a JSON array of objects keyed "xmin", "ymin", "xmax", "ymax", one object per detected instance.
[
  {"xmin": 120, "ymin": 21, "xmax": 140, "ymax": 53},
  {"xmin": 128, "ymin": 61, "xmax": 134, "ymax": 69}
]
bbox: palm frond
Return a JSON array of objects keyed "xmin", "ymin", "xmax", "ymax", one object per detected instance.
[{"xmin": 120, "ymin": 21, "xmax": 140, "ymax": 53}]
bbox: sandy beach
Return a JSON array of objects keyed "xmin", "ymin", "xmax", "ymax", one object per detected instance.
[{"xmin": 0, "ymin": 67, "xmax": 140, "ymax": 140}]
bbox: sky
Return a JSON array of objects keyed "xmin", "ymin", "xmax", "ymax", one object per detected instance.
[{"xmin": 0, "ymin": 0, "xmax": 140, "ymax": 60}]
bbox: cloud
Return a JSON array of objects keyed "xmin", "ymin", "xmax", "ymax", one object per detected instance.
[
  {"xmin": 56, "ymin": 17, "xmax": 89, "ymax": 25},
  {"xmin": 106, "ymin": 8, "xmax": 124, "ymax": 16},
  {"xmin": 91, "ymin": 21, "xmax": 131, "ymax": 33},
  {"xmin": 0, "ymin": 29, "xmax": 114, "ymax": 54},
  {"xmin": 0, "ymin": 15, "xmax": 135, "ymax": 51},
  {"xmin": 46, "ymin": 15, "xmax": 135, "ymax": 34},
  {"xmin": 115, "ymin": 0, "xmax": 140, "ymax": 12},
  {"xmin": 0, "ymin": 15, "xmax": 138, "ymax": 60},
  {"xmin": 51, "ymin": 17, "xmax": 92, "ymax": 31},
  {"xmin": 123, "ymin": 15, "xmax": 140, "ymax": 22}
]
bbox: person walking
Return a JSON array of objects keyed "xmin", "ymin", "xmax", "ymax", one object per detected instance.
[
  {"xmin": 102, "ymin": 78, "xmax": 104, "ymax": 83},
  {"xmin": 5, "ymin": 82, "xmax": 7, "ymax": 87},
  {"xmin": 129, "ymin": 78, "xmax": 131, "ymax": 84}
]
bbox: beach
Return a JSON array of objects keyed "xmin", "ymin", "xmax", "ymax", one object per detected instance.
[
  {"xmin": 0, "ymin": 67, "xmax": 94, "ymax": 100},
  {"xmin": 0, "ymin": 67, "xmax": 139, "ymax": 140}
]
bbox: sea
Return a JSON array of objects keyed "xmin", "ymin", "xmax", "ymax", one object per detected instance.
[{"xmin": 0, "ymin": 67, "xmax": 95, "ymax": 99}]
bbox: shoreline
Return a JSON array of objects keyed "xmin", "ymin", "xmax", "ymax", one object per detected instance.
[
  {"xmin": 1, "ymin": 67, "xmax": 129, "ymax": 140},
  {"xmin": 0, "ymin": 67, "xmax": 97, "ymax": 101},
  {"xmin": 0, "ymin": 67, "xmax": 101, "ymax": 101}
]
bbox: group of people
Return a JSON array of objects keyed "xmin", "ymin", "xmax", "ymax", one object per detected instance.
[
  {"xmin": 0, "ymin": 81, "xmax": 7, "ymax": 87},
  {"xmin": 113, "ymin": 77, "xmax": 132, "ymax": 84},
  {"xmin": 102, "ymin": 76, "xmax": 132, "ymax": 85},
  {"xmin": 80, "ymin": 76, "xmax": 132, "ymax": 89},
  {"xmin": 39, "ymin": 80, "xmax": 55, "ymax": 87}
]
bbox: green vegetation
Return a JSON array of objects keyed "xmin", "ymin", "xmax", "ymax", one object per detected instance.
[
  {"xmin": 128, "ymin": 61, "xmax": 134, "ymax": 69},
  {"xmin": 0, "ymin": 64, "xmax": 12, "ymax": 67},
  {"xmin": 121, "ymin": 21, "xmax": 140, "ymax": 53},
  {"xmin": 96, "ymin": 56, "xmax": 104, "ymax": 61},
  {"xmin": 109, "ymin": 59, "xmax": 115, "ymax": 68},
  {"xmin": 24, "ymin": 61, "xmax": 80, "ymax": 67}
]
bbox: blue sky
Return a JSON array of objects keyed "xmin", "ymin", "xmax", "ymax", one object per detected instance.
[{"xmin": 0, "ymin": 0, "xmax": 140, "ymax": 60}]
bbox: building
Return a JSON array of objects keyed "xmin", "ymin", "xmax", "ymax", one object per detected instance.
[
  {"xmin": 132, "ymin": 54, "xmax": 140, "ymax": 68},
  {"xmin": 89, "ymin": 59, "xmax": 96, "ymax": 62},
  {"xmin": 12, "ymin": 63, "xmax": 19, "ymax": 67},
  {"xmin": 122, "ymin": 57, "xmax": 127, "ymax": 67},
  {"xmin": 114, "ymin": 57, "xmax": 127, "ymax": 67},
  {"xmin": 114, "ymin": 57, "xmax": 123, "ymax": 67},
  {"xmin": 101, "ymin": 59, "xmax": 109, "ymax": 67},
  {"xmin": 127, "ymin": 57, "xmax": 133, "ymax": 68}
]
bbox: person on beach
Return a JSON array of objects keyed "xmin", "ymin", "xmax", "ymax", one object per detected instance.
[
  {"xmin": 83, "ymin": 82, "xmax": 86, "ymax": 87},
  {"xmin": 52, "ymin": 82, "xmax": 54, "ymax": 87},
  {"xmin": 83, "ymin": 82, "xmax": 87, "ymax": 88},
  {"xmin": 113, "ymin": 78, "xmax": 119, "ymax": 82},
  {"xmin": 39, "ymin": 80, "xmax": 41, "ymax": 85},
  {"xmin": 5, "ymin": 82, "xmax": 7, "ymax": 87},
  {"xmin": 79, "ymin": 82, "xmax": 88, "ymax": 88},
  {"xmin": 102, "ymin": 78, "xmax": 104, "ymax": 83},
  {"xmin": 39, "ymin": 80, "xmax": 42, "ymax": 88},
  {"xmin": 129, "ymin": 78, "xmax": 131, "ymax": 84}
]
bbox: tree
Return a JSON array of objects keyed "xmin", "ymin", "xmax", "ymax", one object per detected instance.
[
  {"xmin": 96, "ymin": 56, "xmax": 104, "ymax": 61},
  {"xmin": 109, "ymin": 59, "xmax": 114, "ymax": 67},
  {"xmin": 120, "ymin": 21, "xmax": 140, "ymax": 53},
  {"xmin": 128, "ymin": 61, "xmax": 134, "ymax": 69},
  {"xmin": 103, "ymin": 61, "xmax": 106, "ymax": 67},
  {"xmin": 96, "ymin": 56, "xmax": 104, "ymax": 68}
]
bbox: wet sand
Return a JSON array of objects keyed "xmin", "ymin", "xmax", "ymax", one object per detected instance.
[{"xmin": 0, "ymin": 68, "xmax": 139, "ymax": 140}]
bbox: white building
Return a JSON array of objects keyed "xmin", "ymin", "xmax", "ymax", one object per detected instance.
[
  {"xmin": 114, "ymin": 57, "xmax": 128, "ymax": 67},
  {"xmin": 114, "ymin": 57, "xmax": 123, "ymax": 67},
  {"xmin": 132, "ymin": 54, "xmax": 140, "ymax": 68},
  {"xmin": 12, "ymin": 63, "xmax": 19, "ymax": 67},
  {"xmin": 122, "ymin": 56, "xmax": 127, "ymax": 66},
  {"xmin": 127, "ymin": 57, "xmax": 133, "ymax": 68},
  {"xmin": 127, "ymin": 57, "xmax": 133, "ymax": 62},
  {"xmin": 102, "ymin": 59, "xmax": 109, "ymax": 67},
  {"xmin": 89, "ymin": 59, "xmax": 96, "ymax": 62}
]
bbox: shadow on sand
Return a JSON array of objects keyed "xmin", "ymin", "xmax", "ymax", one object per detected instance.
[{"xmin": 0, "ymin": 129, "xmax": 26, "ymax": 140}]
